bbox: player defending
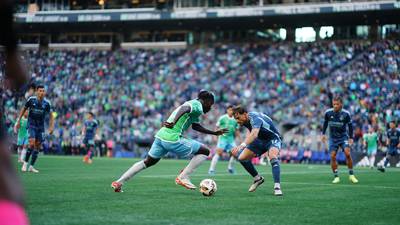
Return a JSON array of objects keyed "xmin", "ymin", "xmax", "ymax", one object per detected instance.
[
  {"xmin": 208, "ymin": 105, "xmax": 240, "ymax": 175},
  {"xmin": 322, "ymin": 96, "xmax": 358, "ymax": 184},
  {"xmin": 15, "ymin": 85, "xmax": 54, "ymax": 173},
  {"xmin": 82, "ymin": 112, "xmax": 99, "ymax": 164},
  {"xmin": 230, "ymin": 106, "xmax": 283, "ymax": 196},
  {"xmin": 111, "ymin": 90, "xmax": 227, "ymax": 192},
  {"xmin": 378, "ymin": 121, "xmax": 400, "ymax": 172},
  {"xmin": 14, "ymin": 111, "xmax": 29, "ymax": 163},
  {"xmin": 363, "ymin": 126, "xmax": 378, "ymax": 169}
]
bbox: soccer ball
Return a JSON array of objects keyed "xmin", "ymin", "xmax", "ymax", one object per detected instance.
[{"xmin": 199, "ymin": 179, "xmax": 217, "ymax": 196}]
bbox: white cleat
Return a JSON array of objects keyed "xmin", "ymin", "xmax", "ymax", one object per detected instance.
[
  {"xmin": 21, "ymin": 162, "xmax": 28, "ymax": 172},
  {"xmin": 274, "ymin": 188, "xmax": 283, "ymax": 196},
  {"xmin": 248, "ymin": 176, "xmax": 264, "ymax": 192},
  {"xmin": 28, "ymin": 166, "xmax": 39, "ymax": 173},
  {"xmin": 175, "ymin": 176, "xmax": 196, "ymax": 190}
]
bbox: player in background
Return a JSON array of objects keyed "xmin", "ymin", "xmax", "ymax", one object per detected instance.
[
  {"xmin": 231, "ymin": 106, "xmax": 283, "ymax": 196},
  {"xmin": 82, "ymin": 112, "xmax": 99, "ymax": 164},
  {"xmin": 111, "ymin": 90, "xmax": 227, "ymax": 192},
  {"xmin": 15, "ymin": 85, "xmax": 54, "ymax": 173},
  {"xmin": 14, "ymin": 111, "xmax": 29, "ymax": 163},
  {"xmin": 378, "ymin": 121, "xmax": 400, "ymax": 172},
  {"xmin": 362, "ymin": 126, "xmax": 378, "ymax": 169},
  {"xmin": 322, "ymin": 96, "xmax": 358, "ymax": 184},
  {"xmin": 208, "ymin": 105, "xmax": 240, "ymax": 175}
]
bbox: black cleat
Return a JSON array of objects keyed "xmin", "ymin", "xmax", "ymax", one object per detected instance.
[{"xmin": 377, "ymin": 166, "xmax": 385, "ymax": 173}]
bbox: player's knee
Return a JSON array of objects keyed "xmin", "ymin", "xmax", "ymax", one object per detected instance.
[
  {"xmin": 144, "ymin": 156, "xmax": 159, "ymax": 167},
  {"xmin": 196, "ymin": 146, "xmax": 210, "ymax": 156}
]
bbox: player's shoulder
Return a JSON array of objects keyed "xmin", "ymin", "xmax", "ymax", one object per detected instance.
[
  {"xmin": 43, "ymin": 98, "xmax": 52, "ymax": 105},
  {"xmin": 324, "ymin": 108, "xmax": 334, "ymax": 115},
  {"xmin": 26, "ymin": 95, "xmax": 37, "ymax": 102},
  {"xmin": 341, "ymin": 109, "xmax": 351, "ymax": 116}
]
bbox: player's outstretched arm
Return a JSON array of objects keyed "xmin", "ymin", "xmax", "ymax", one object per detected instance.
[
  {"xmin": 192, "ymin": 123, "xmax": 227, "ymax": 136},
  {"xmin": 163, "ymin": 105, "xmax": 191, "ymax": 128},
  {"xmin": 14, "ymin": 107, "xmax": 27, "ymax": 131},
  {"xmin": 48, "ymin": 112, "xmax": 55, "ymax": 135},
  {"xmin": 231, "ymin": 128, "xmax": 259, "ymax": 156}
]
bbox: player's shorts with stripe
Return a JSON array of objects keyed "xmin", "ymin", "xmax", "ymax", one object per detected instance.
[
  {"xmin": 329, "ymin": 138, "xmax": 350, "ymax": 152},
  {"xmin": 28, "ymin": 126, "xmax": 44, "ymax": 143},
  {"xmin": 246, "ymin": 138, "xmax": 281, "ymax": 157},
  {"xmin": 148, "ymin": 137, "xmax": 202, "ymax": 158},
  {"xmin": 367, "ymin": 147, "xmax": 377, "ymax": 155},
  {"xmin": 17, "ymin": 136, "xmax": 29, "ymax": 146},
  {"xmin": 216, "ymin": 140, "xmax": 235, "ymax": 153},
  {"xmin": 387, "ymin": 147, "xmax": 399, "ymax": 156},
  {"xmin": 83, "ymin": 138, "xmax": 95, "ymax": 146}
]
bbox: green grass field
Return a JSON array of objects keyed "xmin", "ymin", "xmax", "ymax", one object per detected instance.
[{"xmin": 16, "ymin": 156, "xmax": 400, "ymax": 225}]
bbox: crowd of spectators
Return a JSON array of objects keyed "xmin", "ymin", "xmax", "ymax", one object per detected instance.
[{"xmin": 1, "ymin": 39, "xmax": 398, "ymax": 159}]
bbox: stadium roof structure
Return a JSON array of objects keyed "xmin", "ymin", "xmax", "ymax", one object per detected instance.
[{"xmin": 15, "ymin": 0, "xmax": 400, "ymax": 33}]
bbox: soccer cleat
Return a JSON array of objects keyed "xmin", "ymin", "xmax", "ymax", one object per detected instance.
[
  {"xmin": 175, "ymin": 176, "xmax": 196, "ymax": 190},
  {"xmin": 88, "ymin": 159, "xmax": 93, "ymax": 164},
  {"xmin": 228, "ymin": 168, "xmax": 235, "ymax": 174},
  {"xmin": 21, "ymin": 162, "xmax": 28, "ymax": 172},
  {"xmin": 208, "ymin": 170, "xmax": 215, "ymax": 175},
  {"xmin": 83, "ymin": 155, "xmax": 89, "ymax": 163},
  {"xmin": 377, "ymin": 166, "xmax": 385, "ymax": 173},
  {"xmin": 248, "ymin": 176, "xmax": 264, "ymax": 192},
  {"xmin": 349, "ymin": 175, "xmax": 358, "ymax": 184},
  {"xmin": 274, "ymin": 187, "xmax": 283, "ymax": 196},
  {"xmin": 111, "ymin": 181, "xmax": 123, "ymax": 192},
  {"xmin": 332, "ymin": 177, "xmax": 340, "ymax": 184},
  {"xmin": 28, "ymin": 166, "xmax": 39, "ymax": 173}
]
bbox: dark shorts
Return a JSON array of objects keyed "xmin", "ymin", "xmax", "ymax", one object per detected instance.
[
  {"xmin": 28, "ymin": 126, "xmax": 44, "ymax": 143},
  {"xmin": 83, "ymin": 138, "xmax": 95, "ymax": 147},
  {"xmin": 329, "ymin": 139, "xmax": 350, "ymax": 152},
  {"xmin": 246, "ymin": 138, "xmax": 281, "ymax": 157},
  {"xmin": 387, "ymin": 147, "xmax": 399, "ymax": 156}
]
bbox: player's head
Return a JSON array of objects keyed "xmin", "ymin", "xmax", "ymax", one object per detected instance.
[
  {"xmin": 197, "ymin": 90, "xmax": 214, "ymax": 114},
  {"xmin": 368, "ymin": 126, "xmax": 374, "ymax": 133},
  {"xmin": 332, "ymin": 95, "xmax": 343, "ymax": 112},
  {"xmin": 389, "ymin": 121, "xmax": 396, "ymax": 129},
  {"xmin": 226, "ymin": 104, "xmax": 234, "ymax": 117},
  {"xmin": 232, "ymin": 105, "xmax": 248, "ymax": 125},
  {"xmin": 36, "ymin": 84, "xmax": 46, "ymax": 99},
  {"xmin": 87, "ymin": 112, "xmax": 95, "ymax": 120}
]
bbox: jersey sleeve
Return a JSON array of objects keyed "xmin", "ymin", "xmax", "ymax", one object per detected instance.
[
  {"xmin": 24, "ymin": 98, "xmax": 32, "ymax": 109},
  {"xmin": 189, "ymin": 101, "xmax": 203, "ymax": 123},
  {"xmin": 249, "ymin": 114, "xmax": 263, "ymax": 129},
  {"xmin": 216, "ymin": 116, "xmax": 222, "ymax": 127}
]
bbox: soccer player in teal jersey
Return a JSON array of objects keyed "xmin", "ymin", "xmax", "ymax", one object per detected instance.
[
  {"xmin": 208, "ymin": 105, "xmax": 240, "ymax": 175},
  {"xmin": 111, "ymin": 90, "xmax": 227, "ymax": 192},
  {"xmin": 14, "ymin": 111, "xmax": 29, "ymax": 163},
  {"xmin": 363, "ymin": 126, "xmax": 378, "ymax": 169}
]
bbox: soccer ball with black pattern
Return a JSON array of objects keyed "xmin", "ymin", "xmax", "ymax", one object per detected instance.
[{"xmin": 199, "ymin": 179, "xmax": 217, "ymax": 196}]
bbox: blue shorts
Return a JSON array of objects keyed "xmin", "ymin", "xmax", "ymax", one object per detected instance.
[
  {"xmin": 17, "ymin": 136, "xmax": 28, "ymax": 146},
  {"xmin": 246, "ymin": 138, "xmax": 281, "ymax": 157},
  {"xmin": 387, "ymin": 147, "xmax": 399, "ymax": 156},
  {"xmin": 148, "ymin": 138, "xmax": 202, "ymax": 159},
  {"xmin": 28, "ymin": 127, "xmax": 44, "ymax": 143},
  {"xmin": 329, "ymin": 139, "xmax": 350, "ymax": 152},
  {"xmin": 216, "ymin": 140, "xmax": 235, "ymax": 153},
  {"xmin": 83, "ymin": 138, "xmax": 95, "ymax": 146}
]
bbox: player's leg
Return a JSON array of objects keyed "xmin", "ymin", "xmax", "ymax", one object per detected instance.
[
  {"xmin": 268, "ymin": 142, "xmax": 283, "ymax": 196},
  {"xmin": 330, "ymin": 148, "xmax": 340, "ymax": 183},
  {"xmin": 22, "ymin": 137, "xmax": 35, "ymax": 172},
  {"xmin": 20, "ymin": 139, "xmax": 27, "ymax": 163},
  {"xmin": 237, "ymin": 146, "xmax": 264, "ymax": 192},
  {"xmin": 208, "ymin": 147, "xmax": 223, "ymax": 174},
  {"xmin": 344, "ymin": 146, "xmax": 358, "ymax": 183},
  {"xmin": 112, "ymin": 139, "xmax": 165, "ymax": 192},
  {"xmin": 28, "ymin": 139, "xmax": 41, "ymax": 173},
  {"xmin": 368, "ymin": 149, "xmax": 376, "ymax": 169},
  {"xmin": 178, "ymin": 140, "xmax": 210, "ymax": 190},
  {"xmin": 226, "ymin": 142, "xmax": 236, "ymax": 174}
]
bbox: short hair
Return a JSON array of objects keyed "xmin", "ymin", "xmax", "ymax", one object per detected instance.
[
  {"xmin": 332, "ymin": 95, "xmax": 342, "ymax": 103},
  {"xmin": 232, "ymin": 105, "xmax": 247, "ymax": 115},
  {"xmin": 197, "ymin": 90, "xmax": 214, "ymax": 102},
  {"xmin": 227, "ymin": 104, "xmax": 234, "ymax": 109},
  {"xmin": 88, "ymin": 112, "xmax": 95, "ymax": 117},
  {"xmin": 36, "ymin": 84, "xmax": 45, "ymax": 90}
]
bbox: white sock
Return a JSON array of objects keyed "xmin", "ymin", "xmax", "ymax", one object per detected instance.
[
  {"xmin": 369, "ymin": 156, "xmax": 375, "ymax": 167},
  {"xmin": 254, "ymin": 174, "xmax": 261, "ymax": 181},
  {"xmin": 21, "ymin": 148, "xmax": 27, "ymax": 161},
  {"xmin": 117, "ymin": 160, "xmax": 146, "ymax": 184},
  {"xmin": 209, "ymin": 154, "xmax": 219, "ymax": 172},
  {"xmin": 274, "ymin": 183, "xmax": 281, "ymax": 189},
  {"xmin": 228, "ymin": 156, "xmax": 235, "ymax": 170},
  {"xmin": 180, "ymin": 154, "xmax": 207, "ymax": 179}
]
